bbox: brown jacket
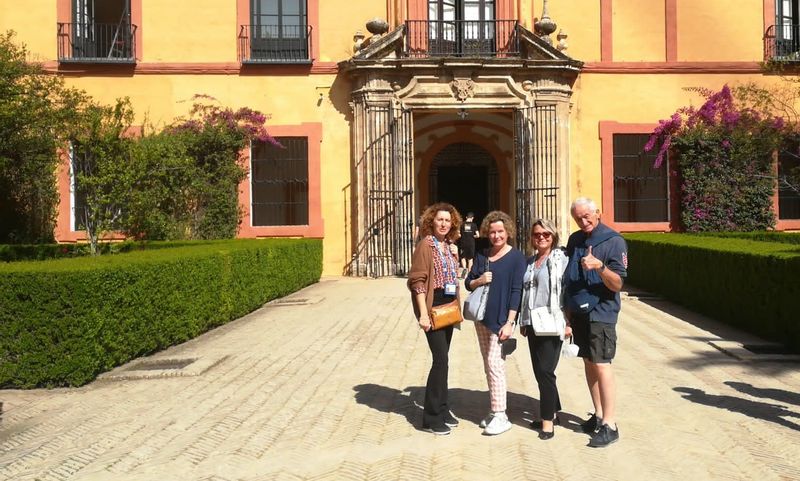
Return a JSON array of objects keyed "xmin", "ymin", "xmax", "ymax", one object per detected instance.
[{"xmin": 407, "ymin": 237, "xmax": 459, "ymax": 319}]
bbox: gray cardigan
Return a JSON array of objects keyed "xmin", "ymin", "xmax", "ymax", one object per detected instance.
[{"xmin": 519, "ymin": 248, "xmax": 568, "ymax": 339}]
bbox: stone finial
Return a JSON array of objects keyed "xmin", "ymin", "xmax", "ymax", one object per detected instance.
[
  {"xmin": 556, "ymin": 29, "xmax": 568, "ymax": 52},
  {"xmin": 366, "ymin": 18, "xmax": 390, "ymax": 37},
  {"xmin": 353, "ymin": 30, "xmax": 366, "ymax": 52},
  {"xmin": 534, "ymin": 0, "xmax": 557, "ymax": 45}
]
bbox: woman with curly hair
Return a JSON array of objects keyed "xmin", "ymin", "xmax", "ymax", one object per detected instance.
[
  {"xmin": 464, "ymin": 210, "xmax": 526, "ymax": 435},
  {"xmin": 407, "ymin": 203, "xmax": 463, "ymax": 435}
]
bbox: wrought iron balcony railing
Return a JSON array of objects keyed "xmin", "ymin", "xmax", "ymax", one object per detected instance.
[
  {"xmin": 405, "ymin": 19, "xmax": 520, "ymax": 58},
  {"xmin": 57, "ymin": 22, "xmax": 137, "ymax": 63},
  {"xmin": 765, "ymin": 24, "xmax": 800, "ymax": 62},
  {"xmin": 239, "ymin": 24, "xmax": 312, "ymax": 64}
]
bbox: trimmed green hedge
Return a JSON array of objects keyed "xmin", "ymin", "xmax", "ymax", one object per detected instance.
[
  {"xmin": 0, "ymin": 239, "xmax": 233, "ymax": 262},
  {"xmin": 0, "ymin": 243, "xmax": 105, "ymax": 262},
  {"xmin": 0, "ymin": 238, "xmax": 322, "ymax": 388},
  {"xmin": 692, "ymin": 231, "xmax": 800, "ymax": 245},
  {"xmin": 624, "ymin": 233, "xmax": 800, "ymax": 352}
]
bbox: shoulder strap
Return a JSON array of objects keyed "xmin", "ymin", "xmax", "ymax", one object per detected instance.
[{"xmin": 585, "ymin": 227, "xmax": 621, "ymax": 248}]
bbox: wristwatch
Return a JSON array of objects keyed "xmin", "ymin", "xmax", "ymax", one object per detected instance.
[{"xmin": 599, "ymin": 263, "xmax": 606, "ymax": 273}]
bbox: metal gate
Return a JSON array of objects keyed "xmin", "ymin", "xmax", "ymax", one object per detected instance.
[
  {"xmin": 366, "ymin": 105, "xmax": 414, "ymax": 277},
  {"xmin": 514, "ymin": 105, "xmax": 559, "ymax": 250}
]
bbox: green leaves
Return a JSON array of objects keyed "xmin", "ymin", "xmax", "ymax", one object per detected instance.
[
  {"xmin": 649, "ymin": 84, "xmax": 786, "ymax": 232},
  {"xmin": 0, "ymin": 31, "xmax": 91, "ymax": 243},
  {"xmin": 0, "ymin": 239, "xmax": 322, "ymax": 388}
]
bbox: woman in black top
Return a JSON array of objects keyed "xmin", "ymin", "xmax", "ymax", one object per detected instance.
[{"xmin": 407, "ymin": 203, "xmax": 463, "ymax": 435}]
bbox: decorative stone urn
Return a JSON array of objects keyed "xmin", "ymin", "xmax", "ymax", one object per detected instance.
[{"xmin": 366, "ymin": 18, "xmax": 390, "ymax": 37}]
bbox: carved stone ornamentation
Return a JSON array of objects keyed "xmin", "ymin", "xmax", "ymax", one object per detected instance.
[
  {"xmin": 366, "ymin": 18, "xmax": 390, "ymax": 37},
  {"xmin": 353, "ymin": 31, "xmax": 366, "ymax": 52},
  {"xmin": 556, "ymin": 29, "xmax": 568, "ymax": 52},
  {"xmin": 534, "ymin": 0, "xmax": 557, "ymax": 45},
  {"xmin": 450, "ymin": 79, "xmax": 475, "ymax": 102}
]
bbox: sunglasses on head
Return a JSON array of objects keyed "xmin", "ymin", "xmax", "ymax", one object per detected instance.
[{"xmin": 532, "ymin": 232, "xmax": 552, "ymax": 239}]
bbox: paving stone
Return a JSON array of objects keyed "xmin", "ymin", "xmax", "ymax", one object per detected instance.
[{"xmin": 0, "ymin": 277, "xmax": 798, "ymax": 480}]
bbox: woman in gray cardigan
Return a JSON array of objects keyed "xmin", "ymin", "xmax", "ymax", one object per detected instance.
[{"xmin": 519, "ymin": 218, "xmax": 571, "ymax": 440}]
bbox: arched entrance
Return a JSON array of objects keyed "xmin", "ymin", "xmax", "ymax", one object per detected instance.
[
  {"xmin": 429, "ymin": 142, "xmax": 499, "ymax": 224},
  {"xmin": 340, "ymin": 23, "xmax": 580, "ymax": 276}
]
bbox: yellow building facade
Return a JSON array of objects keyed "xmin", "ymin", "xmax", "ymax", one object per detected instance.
[{"xmin": 1, "ymin": 0, "xmax": 798, "ymax": 276}]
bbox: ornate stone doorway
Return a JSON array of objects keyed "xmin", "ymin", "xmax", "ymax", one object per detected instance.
[{"xmin": 339, "ymin": 22, "xmax": 581, "ymax": 276}]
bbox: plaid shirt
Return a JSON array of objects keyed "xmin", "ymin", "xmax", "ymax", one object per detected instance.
[{"xmin": 413, "ymin": 236, "xmax": 459, "ymax": 294}]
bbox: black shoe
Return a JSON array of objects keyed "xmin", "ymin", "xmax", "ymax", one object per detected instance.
[
  {"xmin": 538, "ymin": 429, "xmax": 555, "ymax": 440},
  {"xmin": 581, "ymin": 413, "xmax": 602, "ymax": 434},
  {"xmin": 529, "ymin": 416, "xmax": 561, "ymax": 430},
  {"xmin": 589, "ymin": 424, "xmax": 619, "ymax": 447},
  {"xmin": 444, "ymin": 411, "xmax": 460, "ymax": 428},
  {"xmin": 422, "ymin": 424, "xmax": 452, "ymax": 435}
]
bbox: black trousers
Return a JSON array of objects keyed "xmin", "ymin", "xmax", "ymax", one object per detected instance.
[
  {"xmin": 423, "ymin": 289, "xmax": 455, "ymax": 428},
  {"xmin": 527, "ymin": 334, "xmax": 563, "ymax": 420}
]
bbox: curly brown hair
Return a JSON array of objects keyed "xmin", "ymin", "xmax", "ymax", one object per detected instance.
[
  {"xmin": 419, "ymin": 203, "xmax": 462, "ymax": 243},
  {"xmin": 480, "ymin": 210, "xmax": 515, "ymax": 245}
]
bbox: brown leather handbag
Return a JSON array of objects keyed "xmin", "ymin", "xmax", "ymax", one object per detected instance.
[{"xmin": 430, "ymin": 298, "xmax": 463, "ymax": 330}]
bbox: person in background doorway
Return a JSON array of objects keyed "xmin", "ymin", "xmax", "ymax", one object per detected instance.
[
  {"xmin": 464, "ymin": 210, "xmax": 526, "ymax": 436},
  {"xmin": 408, "ymin": 203, "xmax": 462, "ymax": 435},
  {"xmin": 459, "ymin": 211, "xmax": 479, "ymax": 276}
]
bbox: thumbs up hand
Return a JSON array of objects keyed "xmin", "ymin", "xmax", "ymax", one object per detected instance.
[{"xmin": 581, "ymin": 245, "xmax": 604, "ymax": 271}]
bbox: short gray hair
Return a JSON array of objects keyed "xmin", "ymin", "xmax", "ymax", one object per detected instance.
[{"xmin": 571, "ymin": 197, "xmax": 598, "ymax": 213}]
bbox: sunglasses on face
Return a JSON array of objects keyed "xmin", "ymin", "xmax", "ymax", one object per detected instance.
[{"xmin": 532, "ymin": 232, "xmax": 552, "ymax": 239}]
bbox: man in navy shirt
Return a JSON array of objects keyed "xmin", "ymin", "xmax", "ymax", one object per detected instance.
[{"xmin": 564, "ymin": 197, "xmax": 628, "ymax": 448}]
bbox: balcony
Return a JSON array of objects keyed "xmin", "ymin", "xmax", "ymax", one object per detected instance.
[
  {"xmin": 765, "ymin": 24, "xmax": 800, "ymax": 62},
  {"xmin": 57, "ymin": 22, "xmax": 137, "ymax": 63},
  {"xmin": 405, "ymin": 19, "xmax": 520, "ymax": 58},
  {"xmin": 238, "ymin": 24, "xmax": 312, "ymax": 64}
]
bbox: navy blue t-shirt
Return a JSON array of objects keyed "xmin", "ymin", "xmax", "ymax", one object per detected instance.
[
  {"xmin": 466, "ymin": 247, "xmax": 526, "ymax": 334},
  {"xmin": 565, "ymin": 222, "xmax": 628, "ymax": 324}
]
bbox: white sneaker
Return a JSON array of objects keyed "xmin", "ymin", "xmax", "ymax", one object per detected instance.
[
  {"xmin": 483, "ymin": 412, "xmax": 511, "ymax": 435},
  {"xmin": 479, "ymin": 412, "xmax": 494, "ymax": 428}
]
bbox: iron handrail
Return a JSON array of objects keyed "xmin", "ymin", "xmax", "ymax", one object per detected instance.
[
  {"xmin": 57, "ymin": 22, "xmax": 137, "ymax": 62},
  {"xmin": 765, "ymin": 24, "xmax": 800, "ymax": 61},
  {"xmin": 405, "ymin": 19, "xmax": 520, "ymax": 58},
  {"xmin": 238, "ymin": 24, "xmax": 313, "ymax": 63}
]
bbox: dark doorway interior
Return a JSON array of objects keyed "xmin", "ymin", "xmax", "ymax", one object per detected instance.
[
  {"xmin": 429, "ymin": 142, "xmax": 498, "ymax": 252},
  {"xmin": 437, "ymin": 165, "xmax": 488, "ymax": 222}
]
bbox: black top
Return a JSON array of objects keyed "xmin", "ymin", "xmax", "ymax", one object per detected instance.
[{"xmin": 460, "ymin": 221, "xmax": 478, "ymax": 248}]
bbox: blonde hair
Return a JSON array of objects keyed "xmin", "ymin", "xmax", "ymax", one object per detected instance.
[
  {"xmin": 479, "ymin": 210, "xmax": 515, "ymax": 244},
  {"xmin": 529, "ymin": 218, "xmax": 560, "ymax": 252}
]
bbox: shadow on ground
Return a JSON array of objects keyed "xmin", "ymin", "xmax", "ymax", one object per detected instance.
[
  {"xmin": 353, "ymin": 383, "xmax": 585, "ymax": 433},
  {"xmin": 624, "ymin": 284, "xmax": 800, "ymax": 375},
  {"xmin": 674, "ymin": 386, "xmax": 800, "ymax": 431},
  {"xmin": 724, "ymin": 381, "xmax": 800, "ymax": 407}
]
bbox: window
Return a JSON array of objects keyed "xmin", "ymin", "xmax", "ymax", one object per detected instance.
[
  {"xmin": 251, "ymin": 137, "xmax": 309, "ymax": 226},
  {"xmin": 427, "ymin": 0, "xmax": 496, "ymax": 56},
  {"xmin": 69, "ymin": 143, "xmax": 89, "ymax": 231},
  {"xmin": 248, "ymin": 0, "xmax": 309, "ymax": 62},
  {"xmin": 612, "ymin": 134, "xmax": 669, "ymax": 223},
  {"xmin": 59, "ymin": 0, "xmax": 136, "ymax": 62},
  {"xmin": 778, "ymin": 143, "xmax": 800, "ymax": 219},
  {"xmin": 775, "ymin": 0, "xmax": 800, "ymax": 58}
]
